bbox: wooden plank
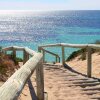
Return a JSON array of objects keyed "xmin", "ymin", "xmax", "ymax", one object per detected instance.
[
  {"xmin": 36, "ymin": 58, "xmax": 44, "ymax": 100},
  {"xmin": 66, "ymin": 78, "xmax": 89, "ymax": 81},
  {"xmin": 25, "ymin": 47, "xmax": 36, "ymax": 56},
  {"xmin": 41, "ymin": 48, "xmax": 60, "ymax": 63},
  {"xmin": 73, "ymin": 80, "xmax": 98, "ymax": 84},
  {"xmin": 42, "ymin": 50, "xmax": 45, "ymax": 63},
  {"xmin": 38, "ymin": 46, "xmax": 42, "ymax": 52},
  {"xmin": 39, "ymin": 43, "xmax": 61, "ymax": 48},
  {"xmin": 13, "ymin": 46, "xmax": 24, "ymax": 50},
  {"xmin": 2, "ymin": 50, "xmax": 7, "ymax": 54},
  {"xmin": 73, "ymin": 82, "xmax": 100, "ymax": 86},
  {"xmin": 58, "ymin": 57, "xmax": 60, "ymax": 63},
  {"xmin": 88, "ymin": 44, "xmax": 100, "ymax": 49},
  {"xmin": 87, "ymin": 47, "xmax": 92, "ymax": 78},
  {"xmin": 62, "ymin": 43, "xmax": 87, "ymax": 48},
  {"xmin": 56, "ymin": 56, "xmax": 58, "ymax": 63},
  {"xmin": 91, "ymin": 97, "xmax": 100, "ymax": 99},
  {"xmin": 2, "ymin": 47, "xmax": 13, "ymax": 51},
  {"xmin": 82, "ymin": 87, "xmax": 100, "ymax": 91},
  {"xmin": 81, "ymin": 91, "xmax": 100, "ymax": 95},
  {"xmin": 40, "ymin": 43, "xmax": 88, "ymax": 48},
  {"xmin": 3, "ymin": 46, "xmax": 24, "ymax": 51},
  {"xmin": 41, "ymin": 48, "xmax": 59, "ymax": 57},
  {"xmin": 62, "ymin": 46, "xmax": 65, "ymax": 65},
  {"xmin": 12, "ymin": 48, "xmax": 16, "ymax": 58},
  {"xmin": 23, "ymin": 50, "xmax": 29, "ymax": 64}
]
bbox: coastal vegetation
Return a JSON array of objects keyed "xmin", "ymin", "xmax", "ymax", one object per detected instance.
[
  {"xmin": 0, "ymin": 47, "xmax": 22, "ymax": 82},
  {"xmin": 66, "ymin": 40, "xmax": 100, "ymax": 61}
]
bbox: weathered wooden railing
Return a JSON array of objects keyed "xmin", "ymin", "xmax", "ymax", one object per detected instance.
[
  {"xmin": 39, "ymin": 43, "xmax": 100, "ymax": 78},
  {"xmin": 0, "ymin": 46, "xmax": 44, "ymax": 100},
  {"xmin": 38, "ymin": 47, "xmax": 60, "ymax": 63}
]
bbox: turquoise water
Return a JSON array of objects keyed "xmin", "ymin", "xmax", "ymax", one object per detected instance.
[{"xmin": 0, "ymin": 10, "xmax": 100, "ymax": 62}]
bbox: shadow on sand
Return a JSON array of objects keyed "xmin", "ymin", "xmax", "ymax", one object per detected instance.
[{"xmin": 64, "ymin": 63, "xmax": 100, "ymax": 81}]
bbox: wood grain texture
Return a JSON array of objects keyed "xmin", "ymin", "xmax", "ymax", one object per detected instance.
[
  {"xmin": 0, "ymin": 46, "xmax": 43, "ymax": 100},
  {"xmin": 87, "ymin": 47, "xmax": 92, "ymax": 78},
  {"xmin": 36, "ymin": 59, "xmax": 44, "ymax": 100},
  {"xmin": 62, "ymin": 46, "xmax": 65, "ymax": 65},
  {"xmin": 40, "ymin": 43, "xmax": 100, "ymax": 48},
  {"xmin": 40, "ymin": 43, "xmax": 87, "ymax": 48},
  {"xmin": 41, "ymin": 48, "xmax": 60, "ymax": 63}
]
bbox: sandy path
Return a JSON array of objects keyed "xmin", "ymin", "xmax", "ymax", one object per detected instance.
[
  {"xmin": 43, "ymin": 66, "xmax": 91, "ymax": 100},
  {"xmin": 19, "ymin": 64, "xmax": 100, "ymax": 100}
]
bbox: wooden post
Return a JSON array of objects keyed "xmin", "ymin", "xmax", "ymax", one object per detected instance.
[
  {"xmin": 38, "ymin": 47, "xmax": 41, "ymax": 52},
  {"xmin": 59, "ymin": 57, "xmax": 60, "ymax": 63},
  {"xmin": 42, "ymin": 50, "xmax": 45, "ymax": 63},
  {"xmin": 87, "ymin": 47, "xmax": 92, "ymax": 78},
  {"xmin": 23, "ymin": 50, "xmax": 29, "ymax": 64},
  {"xmin": 36, "ymin": 59, "xmax": 44, "ymax": 100},
  {"xmin": 12, "ymin": 48, "xmax": 16, "ymax": 58},
  {"xmin": 2, "ymin": 50, "xmax": 6, "ymax": 55},
  {"xmin": 62, "ymin": 46, "xmax": 65, "ymax": 66},
  {"xmin": 56, "ymin": 56, "xmax": 58, "ymax": 63}
]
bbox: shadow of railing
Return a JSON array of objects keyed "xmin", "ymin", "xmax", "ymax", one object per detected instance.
[
  {"xmin": 28, "ymin": 79, "xmax": 37, "ymax": 100},
  {"xmin": 64, "ymin": 63, "xmax": 100, "ymax": 81}
]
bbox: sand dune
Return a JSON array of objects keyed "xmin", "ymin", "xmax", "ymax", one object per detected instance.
[{"xmin": 67, "ymin": 53, "xmax": 100, "ymax": 78}]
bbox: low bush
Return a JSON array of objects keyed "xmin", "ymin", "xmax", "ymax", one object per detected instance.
[
  {"xmin": 66, "ymin": 40, "xmax": 100, "ymax": 61},
  {"xmin": 0, "ymin": 48, "xmax": 20, "ymax": 81}
]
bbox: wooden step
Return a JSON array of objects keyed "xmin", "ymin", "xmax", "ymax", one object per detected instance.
[
  {"xmin": 65, "ymin": 78, "xmax": 89, "ymax": 81},
  {"xmin": 53, "ymin": 73, "xmax": 78, "ymax": 77},
  {"xmin": 82, "ymin": 87, "xmax": 100, "ymax": 91},
  {"xmin": 81, "ymin": 91, "xmax": 100, "ymax": 95},
  {"xmin": 91, "ymin": 97, "xmax": 100, "ymax": 99},
  {"xmin": 69, "ymin": 82, "xmax": 100, "ymax": 87},
  {"xmin": 73, "ymin": 80, "xmax": 98, "ymax": 84}
]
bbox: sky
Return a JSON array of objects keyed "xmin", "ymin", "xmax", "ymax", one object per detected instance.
[{"xmin": 0, "ymin": 0, "xmax": 100, "ymax": 11}]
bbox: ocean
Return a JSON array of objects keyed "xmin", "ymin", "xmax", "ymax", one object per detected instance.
[{"xmin": 0, "ymin": 10, "xmax": 100, "ymax": 62}]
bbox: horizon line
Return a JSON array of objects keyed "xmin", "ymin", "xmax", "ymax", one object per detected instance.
[{"xmin": 0, "ymin": 9, "xmax": 100, "ymax": 12}]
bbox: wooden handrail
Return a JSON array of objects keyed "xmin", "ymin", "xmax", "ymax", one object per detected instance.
[
  {"xmin": 39, "ymin": 47, "xmax": 60, "ymax": 63},
  {"xmin": 3, "ymin": 46, "xmax": 37, "ymax": 56},
  {"xmin": 42, "ymin": 48, "xmax": 60, "ymax": 62},
  {"xmin": 39, "ymin": 43, "xmax": 88, "ymax": 48},
  {"xmin": 0, "ymin": 46, "xmax": 44, "ymax": 100},
  {"xmin": 39, "ymin": 43, "xmax": 100, "ymax": 78},
  {"xmin": 40, "ymin": 43, "xmax": 100, "ymax": 48}
]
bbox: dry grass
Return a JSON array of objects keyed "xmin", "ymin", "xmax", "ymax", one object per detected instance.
[{"xmin": 0, "ymin": 52, "xmax": 20, "ymax": 82}]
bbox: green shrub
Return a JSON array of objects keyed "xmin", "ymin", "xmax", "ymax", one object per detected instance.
[
  {"xmin": 66, "ymin": 40, "xmax": 100, "ymax": 61},
  {"xmin": 0, "ymin": 46, "xmax": 2, "ymax": 52},
  {"xmin": 94, "ymin": 40, "xmax": 100, "ymax": 44},
  {"xmin": 14, "ymin": 57, "xmax": 23, "ymax": 64},
  {"xmin": 0, "ymin": 47, "xmax": 22, "ymax": 81},
  {"xmin": 9, "ymin": 52, "xmax": 23, "ymax": 65}
]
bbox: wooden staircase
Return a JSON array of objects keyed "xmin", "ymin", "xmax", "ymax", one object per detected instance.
[{"xmin": 44, "ymin": 64, "xmax": 100, "ymax": 100}]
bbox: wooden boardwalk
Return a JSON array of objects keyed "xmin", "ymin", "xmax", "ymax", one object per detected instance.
[
  {"xmin": 44, "ymin": 64, "xmax": 100, "ymax": 100},
  {"xmin": 19, "ymin": 64, "xmax": 100, "ymax": 100}
]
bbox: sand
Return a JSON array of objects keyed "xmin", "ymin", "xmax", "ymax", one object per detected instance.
[
  {"xmin": 67, "ymin": 53, "xmax": 100, "ymax": 78},
  {"xmin": 18, "ymin": 53, "xmax": 100, "ymax": 100},
  {"xmin": 19, "ymin": 67, "xmax": 91, "ymax": 100}
]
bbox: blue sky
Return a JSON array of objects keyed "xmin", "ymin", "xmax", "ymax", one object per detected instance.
[{"xmin": 0, "ymin": 0, "xmax": 100, "ymax": 11}]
